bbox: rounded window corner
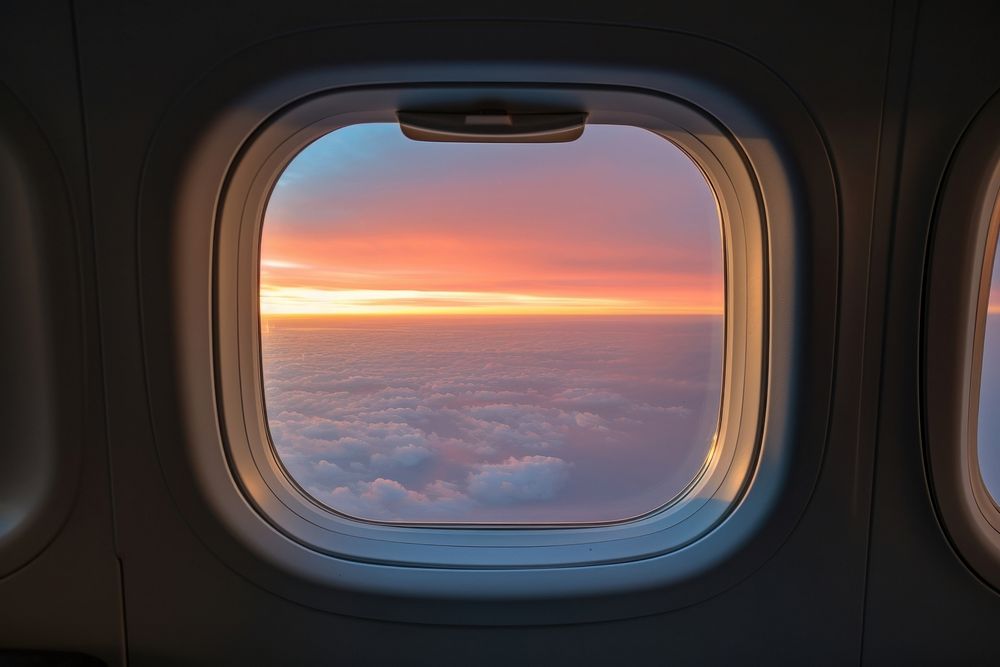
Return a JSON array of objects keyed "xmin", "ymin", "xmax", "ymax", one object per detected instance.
[{"xmin": 138, "ymin": 24, "xmax": 837, "ymax": 625}]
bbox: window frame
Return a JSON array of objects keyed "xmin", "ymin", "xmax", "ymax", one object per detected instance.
[
  {"xmin": 925, "ymin": 89, "xmax": 1000, "ymax": 590},
  {"xmin": 216, "ymin": 86, "xmax": 764, "ymax": 568},
  {"xmin": 138, "ymin": 23, "xmax": 838, "ymax": 624}
]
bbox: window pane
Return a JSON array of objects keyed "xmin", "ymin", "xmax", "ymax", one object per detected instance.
[
  {"xmin": 980, "ymin": 229, "xmax": 1000, "ymax": 503},
  {"xmin": 259, "ymin": 123, "xmax": 724, "ymax": 523}
]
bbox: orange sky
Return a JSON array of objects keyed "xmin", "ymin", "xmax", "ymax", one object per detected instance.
[{"xmin": 260, "ymin": 123, "xmax": 724, "ymax": 317}]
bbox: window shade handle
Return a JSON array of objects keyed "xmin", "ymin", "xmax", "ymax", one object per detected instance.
[{"xmin": 397, "ymin": 111, "xmax": 587, "ymax": 143}]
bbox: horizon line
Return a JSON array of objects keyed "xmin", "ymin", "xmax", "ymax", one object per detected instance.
[{"xmin": 259, "ymin": 311, "xmax": 724, "ymax": 319}]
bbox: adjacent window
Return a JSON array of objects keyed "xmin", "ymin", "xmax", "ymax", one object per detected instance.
[
  {"xmin": 979, "ymin": 208, "xmax": 1000, "ymax": 505},
  {"xmin": 259, "ymin": 123, "xmax": 724, "ymax": 524},
  {"xmin": 922, "ymin": 102, "xmax": 1000, "ymax": 591}
]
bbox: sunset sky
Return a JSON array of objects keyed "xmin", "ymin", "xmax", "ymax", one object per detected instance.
[{"xmin": 260, "ymin": 123, "xmax": 723, "ymax": 317}]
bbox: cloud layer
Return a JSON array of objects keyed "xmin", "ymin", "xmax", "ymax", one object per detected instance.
[{"xmin": 262, "ymin": 315, "xmax": 723, "ymax": 522}]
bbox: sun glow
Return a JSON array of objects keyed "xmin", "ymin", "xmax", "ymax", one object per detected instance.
[{"xmin": 259, "ymin": 286, "xmax": 722, "ymax": 317}]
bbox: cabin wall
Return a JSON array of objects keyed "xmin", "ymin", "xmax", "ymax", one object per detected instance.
[{"xmin": 0, "ymin": 3, "xmax": 123, "ymax": 665}]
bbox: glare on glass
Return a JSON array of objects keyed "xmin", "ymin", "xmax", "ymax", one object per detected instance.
[
  {"xmin": 259, "ymin": 123, "xmax": 725, "ymax": 523},
  {"xmin": 980, "ymin": 224, "xmax": 1000, "ymax": 505}
]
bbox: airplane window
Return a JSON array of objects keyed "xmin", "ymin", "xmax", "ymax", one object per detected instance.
[
  {"xmin": 258, "ymin": 122, "xmax": 725, "ymax": 524},
  {"xmin": 980, "ymin": 225, "xmax": 1000, "ymax": 504}
]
